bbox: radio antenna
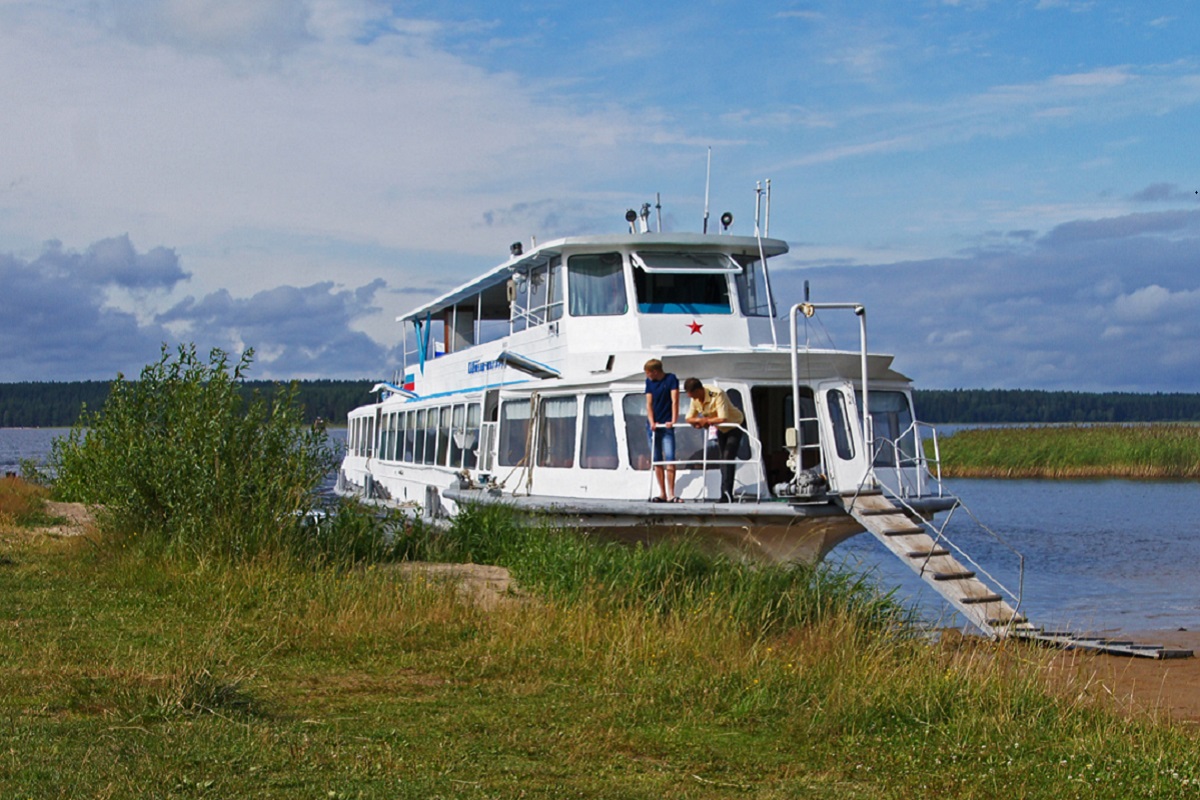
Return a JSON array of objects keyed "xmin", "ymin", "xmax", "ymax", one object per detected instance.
[{"xmin": 702, "ymin": 147, "xmax": 712, "ymax": 234}]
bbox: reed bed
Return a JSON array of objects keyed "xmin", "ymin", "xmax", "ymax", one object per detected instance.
[{"xmin": 935, "ymin": 423, "xmax": 1200, "ymax": 478}]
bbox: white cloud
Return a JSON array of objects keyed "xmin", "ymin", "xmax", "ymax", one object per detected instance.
[
  {"xmin": 101, "ymin": 0, "xmax": 312, "ymax": 64},
  {"xmin": 1112, "ymin": 284, "xmax": 1200, "ymax": 322}
]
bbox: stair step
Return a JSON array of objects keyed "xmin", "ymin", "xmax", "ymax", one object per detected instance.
[
  {"xmin": 931, "ymin": 570, "xmax": 976, "ymax": 581},
  {"xmin": 860, "ymin": 508, "xmax": 904, "ymax": 517},
  {"xmin": 907, "ymin": 548, "xmax": 950, "ymax": 558},
  {"xmin": 959, "ymin": 593, "xmax": 1003, "ymax": 604},
  {"xmin": 988, "ymin": 615, "xmax": 1029, "ymax": 626},
  {"xmin": 882, "ymin": 526, "xmax": 925, "ymax": 537}
]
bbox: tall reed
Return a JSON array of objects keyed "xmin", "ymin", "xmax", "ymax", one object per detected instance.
[{"xmin": 936, "ymin": 423, "xmax": 1200, "ymax": 478}]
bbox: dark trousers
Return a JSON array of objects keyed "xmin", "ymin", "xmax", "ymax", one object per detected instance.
[{"xmin": 716, "ymin": 427, "xmax": 743, "ymax": 501}]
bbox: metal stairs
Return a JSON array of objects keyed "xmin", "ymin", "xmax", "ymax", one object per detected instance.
[{"xmin": 837, "ymin": 489, "xmax": 1193, "ymax": 660}]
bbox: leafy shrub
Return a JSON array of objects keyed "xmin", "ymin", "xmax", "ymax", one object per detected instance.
[{"xmin": 49, "ymin": 344, "xmax": 337, "ymax": 560}]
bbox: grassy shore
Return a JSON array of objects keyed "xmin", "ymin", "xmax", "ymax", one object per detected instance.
[
  {"xmin": 934, "ymin": 423, "xmax": 1200, "ymax": 479},
  {"xmin": 2, "ymin": 506, "xmax": 1198, "ymax": 798}
]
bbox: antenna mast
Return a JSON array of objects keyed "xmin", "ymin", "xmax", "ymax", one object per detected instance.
[{"xmin": 702, "ymin": 147, "xmax": 712, "ymax": 233}]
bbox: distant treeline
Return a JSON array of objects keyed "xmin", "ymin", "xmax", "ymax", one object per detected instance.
[
  {"xmin": 913, "ymin": 389, "xmax": 1200, "ymax": 424},
  {"xmin": 0, "ymin": 380, "xmax": 375, "ymax": 427},
  {"xmin": 5, "ymin": 383, "xmax": 1200, "ymax": 428}
]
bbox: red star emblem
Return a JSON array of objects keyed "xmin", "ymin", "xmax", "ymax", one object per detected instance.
[{"xmin": 687, "ymin": 320, "xmax": 703, "ymax": 335}]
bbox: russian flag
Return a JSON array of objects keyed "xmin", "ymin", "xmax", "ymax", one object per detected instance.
[{"xmin": 402, "ymin": 372, "xmax": 415, "ymax": 391}]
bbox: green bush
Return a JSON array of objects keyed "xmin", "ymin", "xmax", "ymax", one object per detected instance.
[{"xmin": 49, "ymin": 344, "xmax": 337, "ymax": 560}]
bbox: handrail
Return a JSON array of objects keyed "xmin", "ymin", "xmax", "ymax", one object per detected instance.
[
  {"xmin": 648, "ymin": 423, "xmax": 766, "ymax": 502},
  {"xmin": 870, "ymin": 419, "xmax": 941, "ymax": 499},
  {"xmin": 789, "ymin": 301, "xmax": 873, "ymax": 490},
  {"xmin": 843, "ymin": 453, "xmax": 1028, "ymax": 630}
]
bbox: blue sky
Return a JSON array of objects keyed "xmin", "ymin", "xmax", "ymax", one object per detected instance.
[{"xmin": 0, "ymin": 0, "xmax": 1198, "ymax": 390}]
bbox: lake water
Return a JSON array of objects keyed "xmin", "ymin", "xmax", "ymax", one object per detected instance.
[{"xmin": 5, "ymin": 428, "xmax": 1196, "ymax": 635}]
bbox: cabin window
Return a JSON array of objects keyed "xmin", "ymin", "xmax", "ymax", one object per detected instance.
[
  {"xmin": 395, "ymin": 412, "xmax": 405, "ymax": 461},
  {"xmin": 463, "ymin": 403, "xmax": 481, "ymax": 469},
  {"xmin": 827, "ymin": 390, "xmax": 856, "ymax": 460},
  {"xmin": 859, "ymin": 391, "xmax": 918, "ymax": 468},
  {"xmin": 404, "ymin": 410, "xmax": 416, "ymax": 462},
  {"xmin": 581, "ymin": 394, "xmax": 618, "ymax": 469},
  {"xmin": 499, "ymin": 400, "xmax": 531, "ymax": 467},
  {"xmin": 413, "ymin": 409, "xmax": 427, "ymax": 463},
  {"xmin": 621, "ymin": 394, "xmax": 651, "ymax": 471},
  {"xmin": 395, "ymin": 412, "xmax": 404, "ymax": 460},
  {"xmin": 437, "ymin": 406, "xmax": 452, "ymax": 466},
  {"xmin": 537, "ymin": 396, "xmax": 577, "ymax": 468},
  {"xmin": 424, "ymin": 409, "xmax": 439, "ymax": 465},
  {"xmin": 568, "ymin": 253, "xmax": 627, "ymax": 316},
  {"xmin": 448, "ymin": 404, "xmax": 466, "ymax": 467},
  {"xmin": 734, "ymin": 255, "xmax": 775, "ymax": 317},
  {"xmin": 632, "ymin": 252, "xmax": 733, "ymax": 314}
]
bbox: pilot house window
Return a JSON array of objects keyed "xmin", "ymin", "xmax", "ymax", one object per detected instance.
[
  {"xmin": 632, "ymin": 252, "xmax": 733, "ymax": 314},
  {"xmin": 568, "ymin": 253, "xmax": 627, "ymax": 317}
]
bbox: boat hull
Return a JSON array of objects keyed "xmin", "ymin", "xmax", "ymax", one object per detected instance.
[{"xmin": 337, "ymin": 472, "xmax": 953, "ymax": 563}]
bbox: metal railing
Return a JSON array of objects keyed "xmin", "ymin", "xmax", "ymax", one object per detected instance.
[
  {"xmin": 842, "ymin": 443, "xmax": 1028, "ymax": 634},
  {"xmin": 870, "ymin": 420, "xmax": 945, "ymax": 499},
  {"xmin": 647, "ymin": 423, "xmax": 766, "ymax": 502}
]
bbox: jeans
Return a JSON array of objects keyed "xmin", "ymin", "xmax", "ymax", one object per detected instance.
[{"xmin": 648, "ymin": 426, "xmax": 676, "ymax": 465}]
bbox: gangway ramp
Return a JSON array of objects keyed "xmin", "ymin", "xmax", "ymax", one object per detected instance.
[{"xmin": 837, "ymin": 491, "xmax": 1193, "ymax": 660}]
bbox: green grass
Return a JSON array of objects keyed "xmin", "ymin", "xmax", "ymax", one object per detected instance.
[
  {"xmin": 1, "ymin": 512, "xmax": 1198, "ymax": 798},
  {"xmin": 0, "ymin": 475, "xmax": 65, "ymax": 529},
  {"xmin": 934, "ymin": 423, "xmax": 1200, "ymax": 478}
]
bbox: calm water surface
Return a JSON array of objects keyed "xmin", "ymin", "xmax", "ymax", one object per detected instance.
[{"xmin": 4, "ymin": 428, "xmax": 1195, "ymax": 633}]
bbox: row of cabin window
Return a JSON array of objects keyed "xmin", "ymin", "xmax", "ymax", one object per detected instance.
[
  {"xmin": 372, "ymin": 404, "xmax": 484, "ymax": 469},
  {"xmin": 348, "ymin": 415, "xmax": 375, "ymax": 458},
  {"xmin": 347, "ymin": 388, "xmax": 915, "ymax": 471},
  {"xmin": 348, "ymin": 390, "xmax": 753, "ymax": 471},
  {"xmin": 497, "ymin": 391, "xmax": 751, "ymax": 471},
  {"xmin": 510, "ymin": 253, "xmax": 774, "ymax": 330}
]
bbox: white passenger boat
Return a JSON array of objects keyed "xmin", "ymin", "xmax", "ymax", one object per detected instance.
[{"xmin": 338, "ymin": 196, "xmax": 955, "ymax": 563}]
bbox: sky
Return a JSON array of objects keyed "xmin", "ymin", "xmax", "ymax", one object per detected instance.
[{"xmin": 0, "ymin": 0, "xmax": 1198, "ymax": 391}]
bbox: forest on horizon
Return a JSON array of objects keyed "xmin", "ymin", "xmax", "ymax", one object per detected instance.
[{"xmin": 3, "ymin": 382, "xmax": 1200, "ymax": 428}]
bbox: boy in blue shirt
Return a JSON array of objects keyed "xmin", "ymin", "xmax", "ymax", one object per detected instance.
[{"xmin": 644, "ymin": 358, "xmax": 680, "ymax": 502}]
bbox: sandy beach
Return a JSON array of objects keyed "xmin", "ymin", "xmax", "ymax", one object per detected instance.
[{"xmin": 1041, "ymin": 629, "xmax": 1200, "ymax": 725}]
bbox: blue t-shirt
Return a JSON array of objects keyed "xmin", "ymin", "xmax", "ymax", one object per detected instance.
[{"xmin": 644, "ymin": 373, "xmax": 679, "ymax": 425}]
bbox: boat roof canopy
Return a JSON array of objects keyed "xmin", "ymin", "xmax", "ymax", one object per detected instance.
[{"xmin": 400, "ymin": 232, "xmax": 788, "ymax": 325}]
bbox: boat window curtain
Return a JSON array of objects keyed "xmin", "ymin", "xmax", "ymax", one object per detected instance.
[
  {"xmin": 581, "ymin": 394, "xmax": 618, "ymax": 469},
  {"xmin": 499, "ymin": 401, "xmax": 531, "ymax": 467},
  {"xmin": 537, "ymin": 396, "xmax": 577, "ymax": 468},
  {"xmin": 568, "ymin": 253, "xmax": 628, "ymax": 317}
]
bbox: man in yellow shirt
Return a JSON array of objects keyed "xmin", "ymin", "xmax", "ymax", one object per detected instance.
[{"xmin": 683, "ymin": 378, "xmax": 745, "ymax": 502}]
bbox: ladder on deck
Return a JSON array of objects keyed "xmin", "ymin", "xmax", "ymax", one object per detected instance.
[{"xmin": 837, "ymin": 490, "xmax": 1193, "ymax": 660}]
